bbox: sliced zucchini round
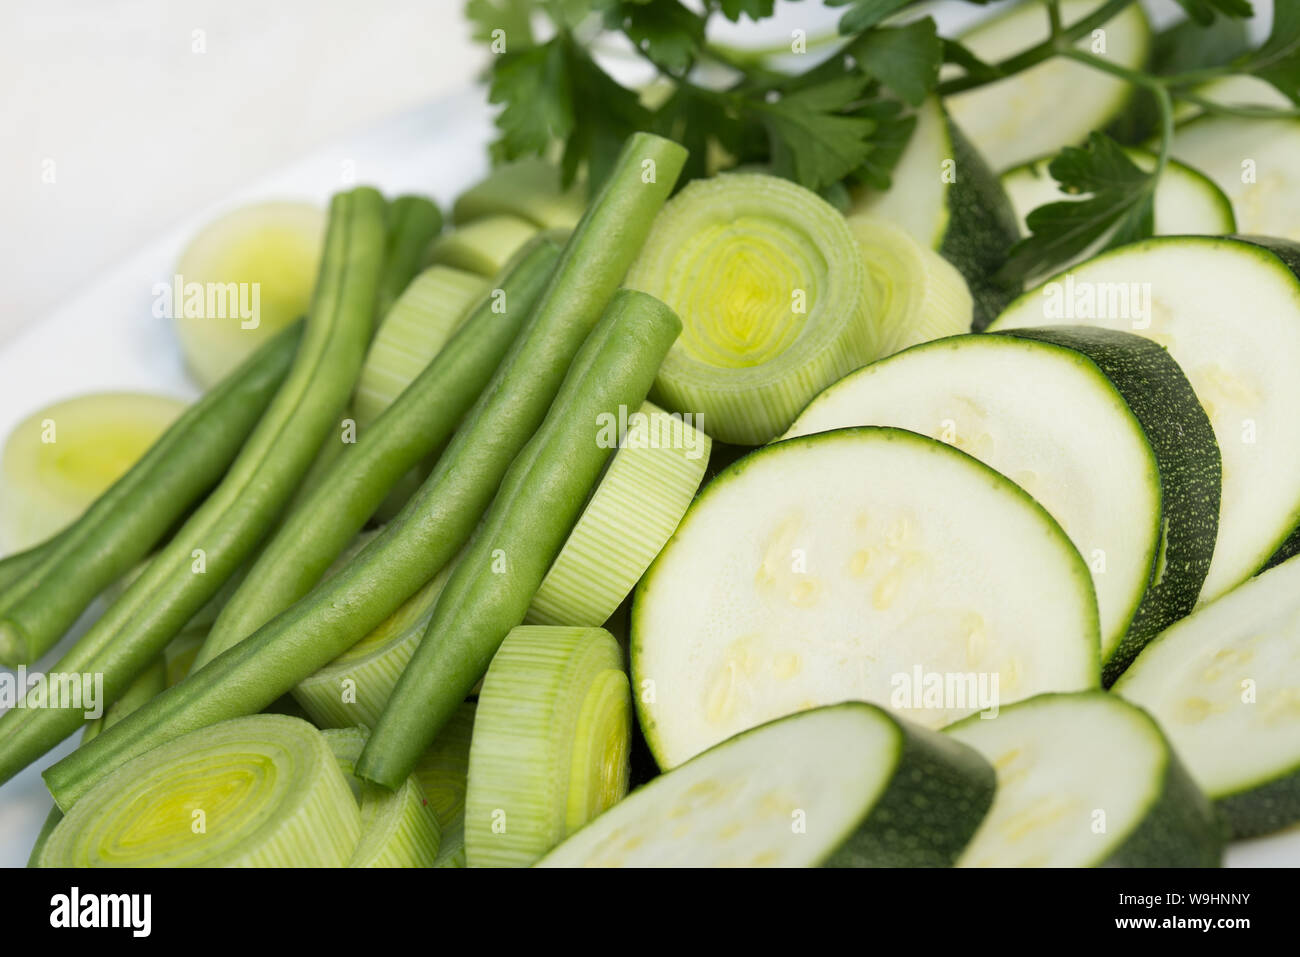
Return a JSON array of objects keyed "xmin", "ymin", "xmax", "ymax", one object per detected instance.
[
  {"xmin": 537, "ymin": 701, "xmax": 995, "ymax": 868},
  {"xmin": 1169, "ymin": 115, "xmax": 1300, "ymax": 242},
  {"xmin": 1114, "ymin": 553, "xmax": 1300, "ymax": 838},
  {"xmin": 988, "ymin": 236, "xmax": 1300, "ymax": 600},
  {"xmin": 1172, "ymin": 74, "xmax": 1292, "ymax": 123},
  {"xmin": 633, "ymin": 427, "xmax": 1099, "ymax": 769},
  {"xmin": 945, "ymin": 692, "xmax": 1222, "ymax": 867},
  {"xmin": 784, "ymin": 328, "xmax": 1218, "ymax": 679},
  {"xmin": 944, "ymin": 0, "xmax": 1152, "ymax": 173},
  {"xmin": 1001, "ymin": 148, "xmax": 1235, "ymax": 279},
  {"xmin": 849, "ymin": 97, "xmax": 1020, "ymax": 330}
]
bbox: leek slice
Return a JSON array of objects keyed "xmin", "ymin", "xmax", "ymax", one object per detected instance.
[
  {"xmin": 626, "ymin": 173, "xmax": 873, "ymax": 444},
  {"xmin": 0, "ymin": 393, "xmax": 187, "ymax": 552},
  {"xmin": 452, "ymin": 158, "xmax": 586, "ymax": 230},
  {"xmin": 465, "ymin": 626, "xmax": 632, "ymax": 867},
  {"xmin": 26, "ymin": 658, "xmax": 168, "ymax": 867},
  {"xmin": 352, "ymin": 265, "xmax": 488, "ymax": 426},
  {"xmin": 293, "ymin": 558, "xmax": 457, "ymax": 728},
  {"xmin": 413, "ymin": 702, "xmax": 477, "ymax": 868},
  {"xmin": 846, "ymin": 215, "xmax": 973, "ymax": 359},
  {"xmin": 172, "ymin": 201, "xmax": 326, "ymax": 387},
  {"xmin": 38, "ymin": 715, "xmax": 360, "ymax": 867},
  {"xmin": 428, "ymin": 215, "xmax": 538, "ymax": 277},
  {"xmin": 526, "ymin": 402, "xmax": 711, "ymax": 627},
  {"xmin": 323, "ymin": 727, "xmax": 442, "ymax": 868}
]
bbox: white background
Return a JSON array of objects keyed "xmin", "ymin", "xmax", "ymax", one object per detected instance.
[{"xmin": 0, "ymin": 0, "xmax": 483, "ymax": 345}]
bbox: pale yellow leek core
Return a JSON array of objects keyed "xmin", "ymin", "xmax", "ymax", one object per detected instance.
[
  {"xmin": 627, "ymin": 173, "xmax": 872, "ymax": 445},
  {"xmin": 38, "ymin": 715, "xmax": 360, "ymax": 867}
]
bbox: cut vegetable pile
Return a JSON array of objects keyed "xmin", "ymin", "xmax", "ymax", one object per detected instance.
[{"xmin": 5, "ymin": 0, "xmax": 1300, "ymax": 870}]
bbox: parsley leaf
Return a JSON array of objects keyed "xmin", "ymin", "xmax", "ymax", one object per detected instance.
[
  {"xmin": 717, "ymin": 0, "xmax": 778, "ymax": 22},
  {"xmin": 1170, "ymin": 0, "xmax": 1253, "ymax": 27},
  {"xmin": 825, "ymin": 0, "xmax": 913, "ymax": 35},
  {"xmin": 1237, "ymin": 0, "xmax": 1300, "ymax": 103},
  {"xmin": 849, "ymin": 18, "xmax": 942, "ymax": 105},
  {"xmin": 487, "ymin": 39, "xmax": 574, "ymax": 161},
  {"xmin": 466, "ymin": 0, "xmax": 535, "ymax": 46},
  {"xmin": 752, "ymin": 75, "xmax": 877, "ymax": 189},
  {"xmin": 851, "ymin": 98, "xmax": 917, "ymax": 190},
  {"xmin": 560, "ymin": 41, "xmax": 651, "ymax": 189},
  {"xmin": 998, "ymin": 133, "xmax": 1156, "ymax": 281},
  {"xmin": 607, "ymin": 0, "xmax": 705, "ymax": 75}
]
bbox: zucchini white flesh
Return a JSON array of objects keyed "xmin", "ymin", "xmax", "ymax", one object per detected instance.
[
  {"xmin": 1001, "ymin": 148, "xmax": 1235, "ymax": 277},
  {"xmin": 537, "ymin": 702, "xmax": 995, "ymax": 868},
  {"xmin": 989, "ymin": 236, "xmax": 1300, "ymax": 600},
  {"xmin": 1172, "ymin": 74, "xmax": 1293, "ymax": 123},
  {"xmin": 784, "ymin": 329, "xmax": 1218, "ymax": 679},
  {"xmin": 1115, "ymin": 554, "xmax": 1300, "ymax": 838},
  {"xmin": 633, "ymin": 427, "xmax": 1098, "ymax": 770},
  {"xmin": 849, "ymin": 97, "xmax": 1021, "ymax": 330},
  {"xmin": 1169, "ymin": 115, "xmax": 1300, "ymax": 242},
  {"xmin": 944, "ymin": 0, "xmax": 1151, "ymax": 173},
  {"xmin": 946, "ymin": 692, "xmax": 1222, "ymax": 867}
]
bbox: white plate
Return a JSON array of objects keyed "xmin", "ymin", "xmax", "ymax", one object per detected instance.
[
  {"xmin": 0, "ymin": 90, "xmax": 493, "ymax": 867},
  {"xmin": 3, "ymin": 75, "xmax": 1297, "ymax": 867}
]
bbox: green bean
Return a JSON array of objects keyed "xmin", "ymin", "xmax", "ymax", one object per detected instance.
[
  {"xmin": 375, "ymin": 195, "xmax": 444, "ymax": 321},
  {"xmin": 0, "ymin": 186, "xmax": 385, "ymax": 788},
  {"xmin": 25, "ymin": 656, "xmax": 168, "ymax": 867},
  {"xmin": 0, "ymin": 327, "xmax": 301, "ymax": 667},
  {"xmin": 43, "ymin": 133, "xmax": 688, "ymax": 809},
  {"xmin": 359, "ymin": 289, "xmax": 681, "ymax": 787},
  {"xmin": 191, "ymin": 238, "xmax": 562, "ymax": 669},
  {"xmin": 0, "ymin": 532, "xmax": 67, "ymax": 611}
]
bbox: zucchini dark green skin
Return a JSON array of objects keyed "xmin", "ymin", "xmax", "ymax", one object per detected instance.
[
  {"xmin": 825, "ymin": 717, "xmax": 995, "ymax": 868},
  {"xmin": 993, "ymin": 326, "xmax": 1221, "ymax": 682},
  {"xmin": 1215, "ymin": 764, "xmax": 1300, "ymax": 840},
  {"xmin": 1237, "ymin": 236, "xmax": 1300, "ymax": 574},
  {"xmin": 1104, "ymin": 737, "xmax": 1224, "ymax": 867},
  {"xmin": 943, "ymin": 113, "xmax": 1022, "ymax": 332}
]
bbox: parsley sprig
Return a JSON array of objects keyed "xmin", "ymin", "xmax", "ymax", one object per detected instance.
[{"xmin": 468, "ymin": 0, "xmax": 1300, "ymax": 281}]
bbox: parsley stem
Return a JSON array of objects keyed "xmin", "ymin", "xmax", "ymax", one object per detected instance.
[
  {"xmin": 1175, "ymin": 90, "xmax": 1300, "ymax": 119},
  {"xmin": 1062, "ymin": 48, "xmax": 1171, "ymax": 190},
  {"xmin": 937, "ymin": 0, "xmax": 1136, "ymax": 96},
  {"xmin": 1044, "ymin": 0, "xmax": 1064, "ymax": 40}
]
